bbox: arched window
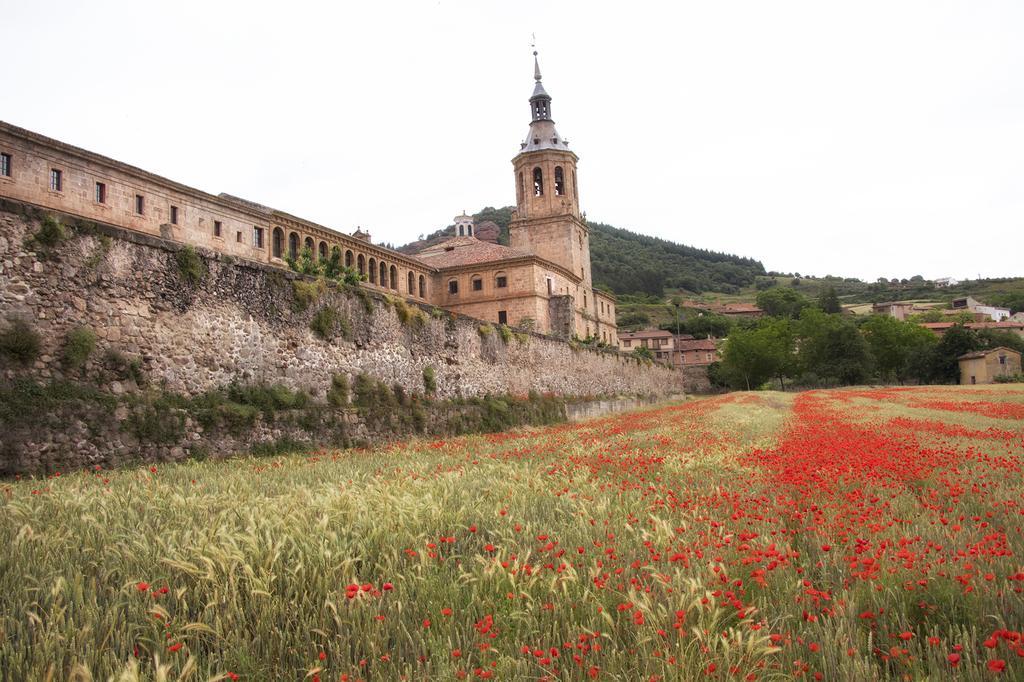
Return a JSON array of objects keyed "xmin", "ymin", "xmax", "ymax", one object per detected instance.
[
  {"xmin": 272, "ymin": 227, "xmax": 284, "ymax": 258},
  {"xmin": 318, "ymin": 241, "xmax": 328, "ymax": 261},
  {"xmin": 418, "ymin": 275, "xmax": 426, "ymax": 298},
  {"xmin": 304, "ymin": 236, "xmax": 314, "ymax": 254},
  {"xmin": 345, "ymin": 250, "xmax": 354, "ymax": 268},
  {"xmin": 494, "ymin": 271, "xmax": 508, "ymax": 289},
  {"xmin": 379, "ymin": 261, "xmax": 387, "ymax": 287},
  {"xmin": 408, "ymin": 271, "xmax": 415, "ymax": 294},
  {"xmin": 357, "ymin": 254, "xmax": 366, "ymax": 277},
  {"xmin": 389, "ymin": 265, "xmax": 397, "ymax": 289},
  {"xmin": 471, "ymin": 275, "xmax": 483, "ymax": 292},
  {"xmin": 554, "ymin": 166, "xmax": 565, "ymax": 195},
  {"xmin": 288, "ymin": 232, "xmax": 299, "ymax": 259},
  {"xmin": 368, "ymin": 257, "xmax": 377, "ymax": 284},
  {"xmin": 532, "ymin": 167, "xmax": 543, "ymax": 196},
  {"xmin": 518, "ymin": 171, "xmax": 524, "ymax": 204}
]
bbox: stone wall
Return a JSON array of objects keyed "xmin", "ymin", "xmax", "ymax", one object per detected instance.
[
  {"xmin": 682, "ymin": 366, "xmax": 713, "ymax": 394},
  {"xmin": 0, "ymin": 202, "xmax": 683, "ymax": 472}
]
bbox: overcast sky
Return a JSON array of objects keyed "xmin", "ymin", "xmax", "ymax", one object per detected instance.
[{"xmin": 3, "ymin": 0, "xmax": 1022, "ymax": 281}]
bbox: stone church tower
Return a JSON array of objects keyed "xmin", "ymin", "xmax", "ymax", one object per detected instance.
[{"xmin": 508, "ymin": 53, "xmax": 592, "ymax": 288}]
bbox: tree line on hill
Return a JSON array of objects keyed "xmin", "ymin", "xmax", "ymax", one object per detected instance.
[{"xmin": 710, "ymin": 287, "xmax": 1024, "ymax": 390}]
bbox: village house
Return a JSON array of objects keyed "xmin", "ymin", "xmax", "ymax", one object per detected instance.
[
  {"xmin": 871, "ymin": 301, "xmax": 934, "ymax": 320},
  {"xmin": 0, "ymin": 53, "xmax": 616, "ymax": 343},
  {"xmin": 958, "ymin": 347, "xmax": 1022, "ymax": 385},
  {"xmin": 617, "ymin": 329, "xmax": 720, "ymax": 368},
  {"xmin": 675, "ymin": 337, "xmax": 719, "ymax": 367},
  {"xmin": 950, "ymin": 296, "xmax": 1011, "ymax": 322},
  {"xmin": 618, "ymin": 329, "xmax": 675, "ymax": 362}
]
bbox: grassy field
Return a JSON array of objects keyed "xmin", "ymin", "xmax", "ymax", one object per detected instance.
[{"xmin": 2, "ymin": 386, "xmax": 1023, "ymax": 680}]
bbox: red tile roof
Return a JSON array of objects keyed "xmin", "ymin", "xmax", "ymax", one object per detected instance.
[
  {"xmin": 921, "ymin": 322, "xmax": 1024, "ymax": 330},
  {"xmin": 414, "ymin": 237, "xmax": 532, "ymax": 268},
  {"xmin": 676, "ymin": 339, "xmax": 718, "ymax": 351}
]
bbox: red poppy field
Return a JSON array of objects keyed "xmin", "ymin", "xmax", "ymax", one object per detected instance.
[{"xmin": 1, "ymin": 385, "xmax": 1023, "ymax": 681}]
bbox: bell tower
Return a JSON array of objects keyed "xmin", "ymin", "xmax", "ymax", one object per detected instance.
[{"xmin": 508, "ymin": 52, "xmax": 592, "ymax": 288}]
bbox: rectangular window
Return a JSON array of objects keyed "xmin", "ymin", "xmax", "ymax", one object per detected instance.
[
  {"xmin": 236, "ymin": 230, "xmax": 243, "ymax": 243},
  {"xmin": 546, "ymin": 278, "xmax": 553, "ymax": 295},
  {"xmin": 135, "ymin": 194, "xmax": 145, "ymax": 215},
  {"xmin": 50, "ymin": 168, "xmax": 62, "ymax": 192},
  {"xmin": 472, "ymin": 278, "xmax": 483, "ymax": 291},
  {"xmin": 1000, "ymin": 355, "xmax": 1007, "ymax": 365},
  {"xmin": 623, "ymin": 340, "xmax": 631, "ymax": 347},
  {"xmin": 170, "ymin": 205, "xmax": 179, "ymax": 225},
  {"xmin": 0, "ymin": 153, "xmax": 10, "ymax": 177},
  {"xmin": 496, "ymin": 275, "xmax": 507, "ymax": 288},
  {"xmin": 95, "ymin": 182, "xmax": 106, "ymax": 204},
  {"xmin": 214, "ymin": 220, "xmax": 222, "ymax": 237},
  {"xmin": 253, "ymin": 226, "xmax": 264, "ymax": 248},
  {"xmin": 448, "ymin": 280, "xmax": 459, "ymax": 295},
  {"xmin": 498, "ymin": 310, "xmax": 508, "ymax": 325}
]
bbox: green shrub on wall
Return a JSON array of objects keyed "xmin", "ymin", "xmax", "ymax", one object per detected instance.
[
  {"xmin": 310, "ymin": 306, "xmax": 351, "ymax": 341},
  {"xmin": 292, "ymin": 279, "xmax": 326, "ymax": 312},
  {"xmin": 0, "ymin": 319, "xmax": 42, "ymax": 366},
  {"xmin": 422, "ymin": 366, "xmax": 437, "ymax": 394},
  {"xmin": 62, "ymin": 327, "xmax": 96, "ymax": 369},
  {"xmin": 327, "ymin": 374, "xmax": 350, "ymax": 406},
  {"xmin": 26, "ymin": 215, "xmax": 67, "ymax": 255},
  {"xmin": 175, "ymin": 246, "xmax": 207, "ymax": 286}
]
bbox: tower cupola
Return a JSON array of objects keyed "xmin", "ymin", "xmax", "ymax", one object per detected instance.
[
  {"xmin": 520, "ymin": 51, "xmax": 571, "ymax": 153},
  {"xmin": 454, "ymin": 212, "xmax": 475, "ymax": 238}
]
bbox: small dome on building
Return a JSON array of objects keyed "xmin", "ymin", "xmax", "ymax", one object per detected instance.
[{"xmin": 454, "ymin": 212, "xmax": 475, "ymax": 238}]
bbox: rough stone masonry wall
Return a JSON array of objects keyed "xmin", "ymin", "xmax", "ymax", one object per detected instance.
[{"xmin": 0, "ymin": 203, "xmax": 682, "ymax": 472}]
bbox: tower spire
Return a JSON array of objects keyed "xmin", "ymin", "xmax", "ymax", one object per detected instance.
[
  {"xmin": 518, "ymin": 48, "xmax": 571, "ymax": 153},
  {"xmin": 529, "ymin": 49, "xmax": 552, "ymax": 122}
]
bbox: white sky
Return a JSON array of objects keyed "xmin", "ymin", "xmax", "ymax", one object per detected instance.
[{"xmin": 3, "ymin": 0, "xmax": 1022, "ymax": 281}]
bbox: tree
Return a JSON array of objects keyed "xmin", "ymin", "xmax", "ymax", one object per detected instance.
[
  {"xmin": 976, "ymin": 329, "xmax": 1024, "ymax": 354},
  {"xmin": 796, "ymin": 309, "xmax": 873, "ymax": 386},
  {"xmin": 718, "ymin": 328, "xmax": 775, "ymax": 390},
  {"xmin": 860, "ymin": 315, "xmax": 936, "ymax": 383},
  {"xmin": 632, "ymin": 346, "xmax": 654, "ymax": 361},
  {"xmin": 661, "ymin": 312, "xmax": 733, "ymax": 339},
  {"xmin": 924, "ymin": 324, "xmax": 979, "ymax": 384},
  {"xmin": 818, "ymin": 286, "xmax": 842, "ymax": 314},
  {"xmin": 717, "ymin": 318, "xmax": 795, "ymax": 390},
  {"xmin": 756, "ymin": 287, "xmax": 811, "ymax": 319}
]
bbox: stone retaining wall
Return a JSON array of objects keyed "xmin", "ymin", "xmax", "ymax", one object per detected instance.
[{"xmin": 0, "ymin": 202, "xmax": 684, "ymax": 473}]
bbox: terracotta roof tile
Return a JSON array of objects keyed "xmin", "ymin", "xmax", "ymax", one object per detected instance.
[
  {"xmin": 414, "ymin": 237, "xmax": 532, "ymax": 269},
  {"xmin": 676, "ymin": 339, "xmax": 718, "ymax": 351}
]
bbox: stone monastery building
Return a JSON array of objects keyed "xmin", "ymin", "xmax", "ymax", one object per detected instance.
[{"xmin": 0, "ymin": 54, "xmax": 618, "ymax": 344}]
